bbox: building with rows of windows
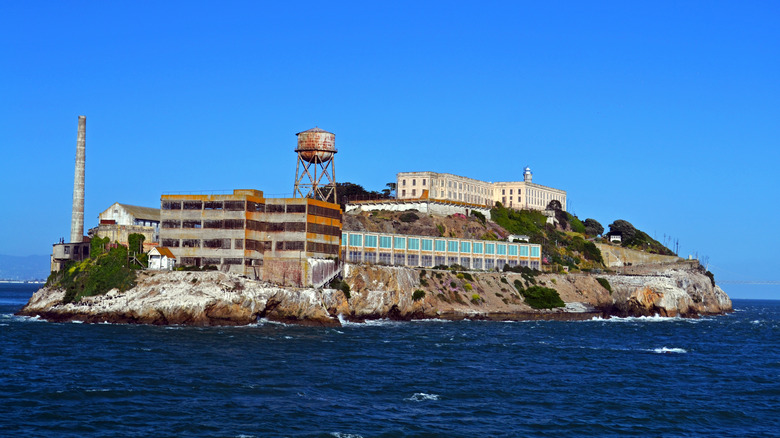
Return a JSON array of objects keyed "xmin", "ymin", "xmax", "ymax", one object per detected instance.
[
  {"xmin": 341, "ymin": 231, "xmax": 542, "ymax": 270},
  {"xmin": 159, "ymin": 189, "xmax": 341, "ymax": 286},
  {"xmin": 396, "ymin": 166, "xmax": 566, "ymax": 211}
]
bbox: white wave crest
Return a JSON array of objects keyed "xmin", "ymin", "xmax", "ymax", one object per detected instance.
[
  {"xmin": 3, "ymin": 314, "xmax": 45, "ymax": 323},
  {"xmin": 336, "ymin": 314, "xmax": 352, "ymax": 325},
  {"xmin": 405, "ymin": 392, "xmax": 441, "ymax": 401},
  {"xmin": 330, "ymin": 433, "xmax": 364, "ymax": 438},
  {"xmin": 590, "ymin": 314, "xmax": 683, "ymax": 323},
  {"xmin": 253, "ymin": 318, "xmax": 292, "ymax": 327},
  {"xmin": 652, "ymin": 347, "xmax": 687, "ymax": 354},
  {"xmin": 337, "ymin": 315, "xmax": 401, "ymax": 326}
]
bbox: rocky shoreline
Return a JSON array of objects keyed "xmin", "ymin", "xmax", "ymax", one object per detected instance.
[{"xmin": 16, "ymin": 262, "xmax": 732, "ymax": 326}]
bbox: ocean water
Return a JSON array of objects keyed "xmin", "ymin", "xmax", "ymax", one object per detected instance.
[{"xmin": 1, "ymin": 283, "xmax": 778, "ymax": 437}]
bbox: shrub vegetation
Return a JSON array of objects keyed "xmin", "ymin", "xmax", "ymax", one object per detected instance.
[
  {"xmin": 596, "ymin": 277, "xmax": 612, "ymax": 294},
  {"xmin": 48, "ymin": 245, "xmax": 136, "ymax": 304},
  {"xmin": 518, "ymin": 286, "xmax": 565, "ymax": 309}
]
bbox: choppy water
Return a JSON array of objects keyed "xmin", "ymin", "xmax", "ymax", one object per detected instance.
[{"xmin": 1, "ymin": 283, "xmax": 779, "ymax": 437}]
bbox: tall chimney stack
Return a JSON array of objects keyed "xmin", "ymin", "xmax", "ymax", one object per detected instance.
[{"xmin": 70, "ymin": 115, "xmax": 86, "ymax": 243}]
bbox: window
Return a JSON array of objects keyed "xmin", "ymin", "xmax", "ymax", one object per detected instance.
[
  {"xmin": 508, "ymin": 245, "xmax": 518, "ymax": 256},
  {"xmin": 435, "ymin": 239, "xmax": 446, "ymax": 252},
  {"xmin": 473, "ymin": 242, "xmax": 483, "ymax": 254},
  {"xmin": 412, "ymin": 179, "xmax": 416, "ymax": 186},
  {"xmin": 447, "ymin": 240, "xmax": 458, "ymax": 253},
  {"xmin": 365, "ymin": 235, "xmax": 377, "ymax": 248},
  {"xmin": 421, "ymin": 239, "xmax": 433, "ymax": 251},
  {"xmin": 530, "ymin": 246, "xmax": 540, "ymax": 258},
  {"xmin": 460, "ymin": 241, "xmax": 470, "ymax": 253},
  {"xmin": 162, "ymin": 201, "xmax": 181, "ymax": 210},
  {"xmin": 485, "ymin": 243, "xmax": 495, "ymax": 255},
  {"xmin": 204, "ymin": 239, "xmax": 231, "ymax": 249},
  {"xmin": 394, "ymin": 237, "xmax": 405, "ymax": 249},
  {"xmin": 408, "ymin": 238, "xmax": 419, "ymax": 250},
  {"xmin": 497, "ymin": 244, "xmax": 507, "ymax": 255},
  {"xmin": 402, "ymin": 189, "xmax": 406, "ymax": 196},
  {"xmin": 182, "ymin": 220, "xmax": 202, "ymax": 229},
  {"xmin": 162, "ymin": 220, "xmax": 180, "ymax": 229},
  {"xmin": 502, "ymin": 189, "xmax": 505, "ymax": 195},
  {"xmin": 422, "ymin": 179, "xmax": 426, "ymax": 186},
  {"xmin": 224, "ymin": 201, "xmax": 245, "ymax": 211},
  {"xmin": 402, "ymin": 179, "xmax": 407, "ymax": 186},
  {"xmin": 349, "ymin": 234, "xmax": 363, "ymax": 247},
  {"xmin": 412, "ymin": 189, "xmax": 416, "ymax": 196},
  {"xmin": 379, "ymin": 236, "xmax": 392, "ymax": 249}
]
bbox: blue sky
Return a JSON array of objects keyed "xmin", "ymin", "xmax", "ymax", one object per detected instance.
[{"xmin": 1, "ymin": 1, "xmax": 778, "ymax": 299}]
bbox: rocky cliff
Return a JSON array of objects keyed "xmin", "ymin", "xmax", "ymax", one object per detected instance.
[{"xmin": 17, "ymin": 261, "xmax": 731, "ymax": 326}]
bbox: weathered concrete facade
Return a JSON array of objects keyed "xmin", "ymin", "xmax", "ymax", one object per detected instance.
[
  {"xmin": 397, "ymin": 172, "xmax": 494, "ymax": 207},
  {"xmin": 160, "ymin": 189, "xmax": 342, "ymax": 284},
  {"xmin": 95, "ymin": 203, "xmax": 161, "ymax": 250},
  {"xmin": 50, "ymin": 241, "xmax": 91, "ymax": 272}
]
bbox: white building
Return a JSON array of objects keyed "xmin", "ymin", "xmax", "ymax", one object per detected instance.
[
  {"xmin": 148, "ymin": 247, "xmax": 176, "ymax": 270},
  {"xmin": 396, "ymin": 167, "xmax": 566, "ymax": 211},
  {"xmin": 94, "ymin": 203, "xmax": 161, "ymax": 249}
]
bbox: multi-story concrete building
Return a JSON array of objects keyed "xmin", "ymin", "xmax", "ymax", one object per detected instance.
[
  {"xmin": 342, "ymin": 231, "xmax": 542, "ymax": 270},
  {"xmin": 396, "ymin": 172, "xmax": 494, "ymax": 207},
  {"xmin": 396, "ymin": 167, "xmax": 566, "ymax": 211},
  {"xmin": 159, "ymin": 189, "xmax": 341, "ymax": 286},
  {"xmin": 94, "ymin": 203, "xmax": 160, "ymax": 250}
]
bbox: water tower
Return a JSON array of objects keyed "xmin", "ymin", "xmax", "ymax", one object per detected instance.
[{"xmin": 293, "ymin": 127, "xmax": 337, "ymax": 203}]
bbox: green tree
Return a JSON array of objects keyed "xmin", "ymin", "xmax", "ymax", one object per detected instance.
[
  {"xmin": 583, "ymin": 218, "xmax": 604, "ymax": 236},
  {"xmin": 90, "ymin": 236, "xmax": 110, "ymax": 259},
  {"xmin": 567, "ymin": 213, "xmax": 586, "ymax": 233},
  {"xmin": 128, "ymin": 233, "xmax": 145, "ymax": 254},
  {"xmin": 608, "ymin": 220, "xmax": 638, "ymax": 243}
]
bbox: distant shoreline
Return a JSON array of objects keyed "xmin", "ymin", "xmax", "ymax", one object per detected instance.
[{"xmin": 0, "ymin": 280, "xmax": 45, "ymax": 284}]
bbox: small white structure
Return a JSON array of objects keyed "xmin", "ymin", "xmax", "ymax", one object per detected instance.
[
  {"xmin": 148, "ymin": 247, "xmax": 176, "ymax": 270},
  {"xmin": 508, "ymin": 234, "xmax": 530, "ymax": 242},
  {"xmin": 609, "ymin": 234, "xmax": 622, "ymax": 244}
]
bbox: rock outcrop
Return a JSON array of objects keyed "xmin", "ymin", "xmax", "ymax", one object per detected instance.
[
  {"xmin": 604, "ymin": 265, "xmax": 732, "ymax": 317},
  {"xmin": 17, "ymin": 262, "xmax": 731, "ymax": 326}
]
